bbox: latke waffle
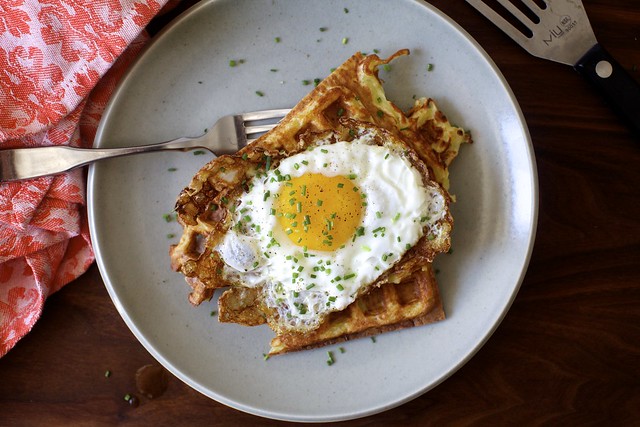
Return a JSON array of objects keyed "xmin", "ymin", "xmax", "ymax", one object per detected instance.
[{"xmin": 170, "ymin": 49, "xmax": 471, "ymax": 354}]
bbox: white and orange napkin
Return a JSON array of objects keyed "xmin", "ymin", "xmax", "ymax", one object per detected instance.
[{"xmin": 0, "ymin": 0, "xmax": 175, "ymax": 357}]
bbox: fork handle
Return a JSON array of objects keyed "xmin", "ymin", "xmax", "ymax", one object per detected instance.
[
  {"xmin": 575, "ymin": 43, "xmax": 640, "ymax": 137},
  {"xmin": 0, "ymin": 137, "xmax": 200, "ymax": 182}
]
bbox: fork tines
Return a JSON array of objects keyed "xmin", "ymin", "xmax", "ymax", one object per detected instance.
[{"xmin": 241, "ymin": 108, "xmax": 290, "ymax": 140}]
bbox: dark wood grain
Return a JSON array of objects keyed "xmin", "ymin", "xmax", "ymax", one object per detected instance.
[{"xmin": 1, "ymin": 1, "xmax": 639, "ymax": 425}]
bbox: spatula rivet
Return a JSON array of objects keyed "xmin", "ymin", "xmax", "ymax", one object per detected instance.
[{"xmin": 595, "ymin": 60, "xmax": 613, "ymax": 78}]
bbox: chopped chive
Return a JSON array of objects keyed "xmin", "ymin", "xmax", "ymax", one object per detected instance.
[
  {"xmin": 342, "ymin": 37, "xmax": 348, "ymax": 45},
  {"xmin": 104, "ymin": 370, "xmax": 111, "ymax": 378},
  {"xmin": 229, "ymin": 60, "xmax": 237, "ymax": 67},
  {"xmin": 193, "ymin": 150, "xmax": 205, "ymax": 155},
  {"xmin": 317, "ymin": 199, "xmax": 323, "ymax": 206},
  {"xmin": 327, "ymin": 351, "xmax": 335, "ymax": 366},
  {"xmin": 274, "ymin": 36, "xmax": 281, "ymax": 42},
  {"xmin": 336, "ymin": 284, "xmax": 344, "ymax": 291},
  {"xmin": 255, "ymin": 90, "xmax": 264, "ymax": 97},
  {"xmin": 376, "ymin": 110, "xmax": 384, "ymax": 118},
  {"xmin": 167, "ymin": 167, "xmax": 177, "ymax": 172},
  {"xmin": 427, "ymin": 63, "xmax": 434, "ymax": 71}
]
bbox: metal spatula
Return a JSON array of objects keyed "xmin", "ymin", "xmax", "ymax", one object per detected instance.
[{"xmin": 466, "ymin": 0, "xmax": 640, "ymax": 135}]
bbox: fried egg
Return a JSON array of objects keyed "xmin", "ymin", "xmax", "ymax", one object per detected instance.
[{"xmin": 217, "ymin": 130, "xmax": 447, "ymax": 332}]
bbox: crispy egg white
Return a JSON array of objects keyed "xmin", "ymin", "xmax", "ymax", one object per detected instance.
[{"xmin": 217, "ymin": 131, "xmax": 447, "ymax": 332}]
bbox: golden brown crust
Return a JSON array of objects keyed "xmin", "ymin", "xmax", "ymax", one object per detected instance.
[{"xmin": 268, "ymin": 264, "xmax": 444, "ymax": 354}]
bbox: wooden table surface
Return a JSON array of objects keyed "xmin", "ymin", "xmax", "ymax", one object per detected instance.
[{"xmin": 1, "ymin": 0, "xmax": 639, "ymax": 425}]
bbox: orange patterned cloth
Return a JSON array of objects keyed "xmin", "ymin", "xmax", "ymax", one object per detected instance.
[{"xmin": 0, "ymin": 0, "xmax": 170, "ymax": 357}]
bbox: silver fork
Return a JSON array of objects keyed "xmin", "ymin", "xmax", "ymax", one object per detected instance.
[
  {"xmin": 0, "ymin": 108, "xmax": 290, "ymax": 182},
  {"xmin": 466, "ymin": 0, "xmax": 640, "ymax": 135}
]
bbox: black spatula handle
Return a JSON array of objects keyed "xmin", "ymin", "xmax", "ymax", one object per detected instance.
[{"xmin": 575, "ymin": 43, "xmax": 640, "ymax": 137}]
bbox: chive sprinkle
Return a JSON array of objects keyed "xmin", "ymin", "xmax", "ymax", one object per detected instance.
[{"xmin": 327, "ymin": 351, "xmax": 335, "ymax": 366}]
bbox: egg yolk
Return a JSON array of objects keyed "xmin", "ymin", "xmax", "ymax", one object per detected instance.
[{"xmin": 276, "ymin": 173, "xmax": 364, "ymax": 251}]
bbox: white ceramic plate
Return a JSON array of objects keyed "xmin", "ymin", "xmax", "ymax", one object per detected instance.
[{"xmin": 88, "ymin": 0, "xmax": 537, "ymax": 422}]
